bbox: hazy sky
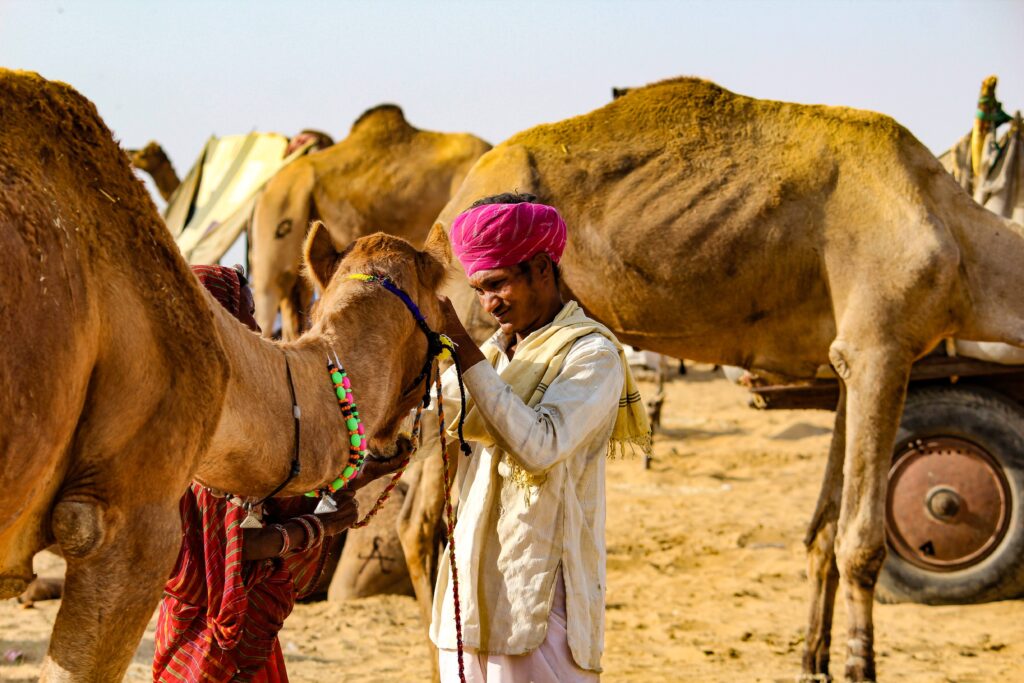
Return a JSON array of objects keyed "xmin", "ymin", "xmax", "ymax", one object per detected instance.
[{"xmin": 3, "ymin": 0, "xmax": 1023, "ymax": 207}]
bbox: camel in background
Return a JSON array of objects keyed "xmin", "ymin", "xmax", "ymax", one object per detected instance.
[
  {"xmin": 0, "ymin": 69, "xmax": 452, "ymax": 681},
  {"xmin": 127, "ymin": 140, "xmax": 181, "ymax": 201},
  {"xmin": 432, "ymin": 76, "xmax": 1024, "ymax": 682},
  {"xmin": 251, "ymin": 104, "xmax": 490, "ymax": 339}
]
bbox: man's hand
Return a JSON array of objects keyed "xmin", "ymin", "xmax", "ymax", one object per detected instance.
[
  {"xmin": 317, "ymin": 490, "xmax": 359, "ymax": 535},
  {"xmin": 437, "ymin": 295, "xmax": 486, "ymax": 368}
]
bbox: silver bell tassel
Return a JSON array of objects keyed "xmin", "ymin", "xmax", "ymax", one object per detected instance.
[
  {"xmin": 239, "ymin": 501, "xmax": 264, "ymax": 529},
  {"xmin": 314, "ymin": 493, "xmax": 337, "ymax": 514}
]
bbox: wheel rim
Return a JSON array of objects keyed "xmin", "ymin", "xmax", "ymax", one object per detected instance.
[{"xmin": 886, "ymin": 436, "xmax": 1012, "ymax": 572}]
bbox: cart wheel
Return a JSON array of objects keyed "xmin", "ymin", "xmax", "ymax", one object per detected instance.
[{"xmin": 877, "ymin": 385, "xmax": 1024, "ymax": 604}]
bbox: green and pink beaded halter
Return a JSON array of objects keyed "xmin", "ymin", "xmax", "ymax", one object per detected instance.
[{"xmin": 305, "ymin": 351, "xmax": 368, "ymax": 502}]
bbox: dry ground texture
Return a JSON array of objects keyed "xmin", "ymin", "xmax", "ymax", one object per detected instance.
[{"xmin": 2, "ymin": 366, "xmax": 1022, "ymax": 682}]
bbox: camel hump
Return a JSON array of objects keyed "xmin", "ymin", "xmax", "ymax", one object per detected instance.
[
  {"xmin": 0, "ymin": 69, "xmax": 119, "ymax": 167},
  {"xmin": 350, "ymin": 104, "xmax": 414, "ymax": 136},
  {"xmin": 0, "ymin": 68, "xmax": 226, "ymax": 378}
]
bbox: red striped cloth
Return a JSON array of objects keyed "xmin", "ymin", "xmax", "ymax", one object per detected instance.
[
  {"xmin": 192, "ymin": 265, "xmax": 242, "ymax": 318},
  {"xmin": 153, "ymin": 486, "xmax": 328, "ymax": 682}
]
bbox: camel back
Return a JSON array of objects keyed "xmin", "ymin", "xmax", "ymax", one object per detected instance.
[
  {"xmin": 313, "ymin": 105, "xmax": 488, "ymax": 210},
  {"xmin": 441, "ymin": 76, "xmax": 1020, "ymax": 371},
  {"xmin": 504, "ymin": 77, "xmax": 928, "ymax": 231}
]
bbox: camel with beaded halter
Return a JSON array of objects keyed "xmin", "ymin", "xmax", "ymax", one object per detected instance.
[{"xmin": 0, "ymin": 69, "xmax": 452, "ymax": 682}]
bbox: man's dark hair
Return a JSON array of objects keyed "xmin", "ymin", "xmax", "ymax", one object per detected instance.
[
  {"xmin": 469, "ymin": 192, "xmax": 560, "ymax": 286},
  {"xmin": 231, "ymin": 264, "xmax": 249, "ymax": 287},
  {"xmin": 469, "ymin": 192, "xmax": 538, "ymax": 208}
]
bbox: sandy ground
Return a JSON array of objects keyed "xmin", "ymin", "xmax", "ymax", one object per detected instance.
[{"xmin": 2, "ymin": 366, "xmax": 1022, "ymax": 682}]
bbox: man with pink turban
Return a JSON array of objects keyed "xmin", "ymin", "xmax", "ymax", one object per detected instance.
[{"xmin": 431, "ymin": 193, "xmax": 651, "ymax": 682}]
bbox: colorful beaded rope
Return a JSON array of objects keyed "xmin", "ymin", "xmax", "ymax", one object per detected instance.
[
  {"xmin": 351, "ymin": 404, "xmax": 422, "ymax": 529},
  {"xmin": 304, "ymin": 353, "xmax": 368, "ymax": 498},
  {"xmin": 337, "ymin": 271, "xmax": 470, "ymax": 683}
]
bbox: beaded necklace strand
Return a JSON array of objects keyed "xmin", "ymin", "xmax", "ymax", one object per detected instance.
[
  {"xmin": 305, "ymin": 352, "xmax": 368, "ymax": 510},
  {"xmin": 305, "ymin": 347, "xmax": 419, "ymax": 527}
]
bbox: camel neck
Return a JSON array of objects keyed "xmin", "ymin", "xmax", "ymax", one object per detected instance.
[
  {"xmin": 194, "ymin": 298, "xmax": 374, "ymax": 498},
  {"xmin": 148, "ymin": 160, "xmax": 180, "ymax": 202}
]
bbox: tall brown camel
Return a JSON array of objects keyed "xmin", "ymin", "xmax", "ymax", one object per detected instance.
[
  {"xmin": 127, "ymin": 140, "xmax": 181, "ymax": 201},
  {"xmin": 251, "ymin": 104, "xmax": 490, "ymax": 339},
  {"xmin": 431, "ymin": 76, "xmax": 1024, "ymax": 682},
  {"xmin": 0, "ymin": 69, "xmax": 451, "ymax": 681}
]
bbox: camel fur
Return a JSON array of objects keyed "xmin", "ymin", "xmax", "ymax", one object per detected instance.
[
  {"xmin": 432, "ymin": 76, "xmax": 1024, "ymax": 682},
  {"xmin": 250, "ymin": 104, "xmax": 490, "ymax": 339},
  {"xmin": 0, "ymin": 69, "xmax": 452, "ymax": 682}
]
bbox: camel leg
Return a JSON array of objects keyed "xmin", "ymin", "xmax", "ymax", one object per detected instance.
[
  {"xmin": 801, "ymin": 382, "xmax": 846, "ymax": 681},
  {"xmin": 279, "ymin": 277, "xmax": 307, "ymax": 341},
  {"xmin": 295, "ymin": 276, "xmax": 313, "ymax": 335},
  {"xmin": 40, "ymin": 494, "xmax": 181, "ymax": 681},
  {"xmin": 829, "ymin": 341, "xmax": 911, "ymax": 682},
  {"xmin": 397, "ymin": 453, "xmax": 445, "ymax": 683}
]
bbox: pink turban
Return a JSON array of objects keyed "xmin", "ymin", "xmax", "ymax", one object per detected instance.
[{"xmin": 450, "ymin": 202, "xmax": 567, "ymax": 277}]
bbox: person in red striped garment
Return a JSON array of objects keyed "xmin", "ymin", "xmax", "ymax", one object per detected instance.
[{"xmin": 152, "ymin": 265, "xmax": 392, "ymax": 683}]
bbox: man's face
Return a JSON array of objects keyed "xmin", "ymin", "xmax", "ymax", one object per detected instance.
[
  {"xmin": 468, "ymin": 262, "xmax": 544, "ymax": 337},
  {"xmin": 238, "ymin": 285, "xmax": 262, "ymax": 334}
]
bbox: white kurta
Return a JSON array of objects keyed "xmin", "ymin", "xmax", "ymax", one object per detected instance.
[{"xmin": 429, "ymin": 326, "xmax": 624, "ymax": 673}]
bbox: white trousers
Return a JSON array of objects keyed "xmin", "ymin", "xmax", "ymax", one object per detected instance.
[{"xmin": 438, "ymin": 571, "xmax": 600, "ymax": 683}]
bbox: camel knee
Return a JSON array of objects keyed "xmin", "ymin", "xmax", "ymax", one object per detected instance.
[
  {"xmin": 828, "ymin": 341, "xmax": 854, "ymax": 381},
  {"xmin": 829, "ymin": 338, "xmax": 912, "ymax": 380},
  {"xmin": 51, "ymin": 501, "xmax": 111, "ymax": 559},
  {"xmin": 836, "ymin": 543, "xmax": 886, "ymax": 589}
]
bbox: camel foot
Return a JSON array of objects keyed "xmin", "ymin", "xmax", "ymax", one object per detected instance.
[
  {"xmin": 843, "ymin": 631, "xmax": 876, "ymax": 682},
  {"xmin": 18, "ymin": 577, "xmax": 64, "ymax": 606}
]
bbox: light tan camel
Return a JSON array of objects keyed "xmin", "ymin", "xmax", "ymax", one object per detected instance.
[
  {"xmin": 127, "ymin": 140, "xmax": 181, "ymax": 201},
  {"xmin": 431, "ymin": 76, "xmax": 1024, "ymax": 682},
  {"xmin": 251, "ymin": 104, "xmax": 490, "ymax": 339},
  {"xmin": 0, "ymin": 69, "xmax": 452, "ymax": 681}
]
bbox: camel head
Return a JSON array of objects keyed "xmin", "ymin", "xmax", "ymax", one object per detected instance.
[
  {"xmin": 284, "ymin": 129, "xmax": 335, "ymax": 157},
  {"xmin": 126, "ymin": 140, "xmax": 170, "ymax": 173},
  {"xmin": 302, "ymin": 220, "xmax": 452, "ymax": 451}
]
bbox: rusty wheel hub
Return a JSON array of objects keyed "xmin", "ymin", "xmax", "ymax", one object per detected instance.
[{"xmin": 886, "ymin": 436, "xmax": 1011, "ymax": 571}]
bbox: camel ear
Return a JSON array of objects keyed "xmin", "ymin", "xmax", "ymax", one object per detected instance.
[
  {"xmin": 417, "ymin": 222, "xmax": 452, "ymax": 290},
  {"xmin": 303, "ymin": 221, "xmax": 341, "ymax": 291},
  {"xmin": 424, "ymin": 221, "xmax": 451, "ymax": 268}
]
